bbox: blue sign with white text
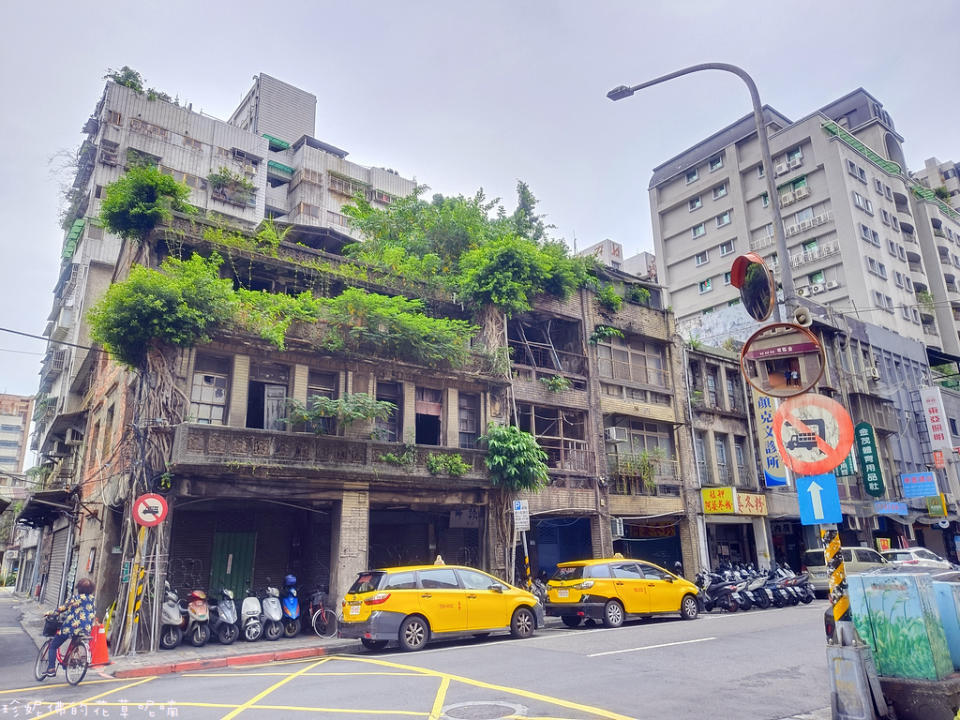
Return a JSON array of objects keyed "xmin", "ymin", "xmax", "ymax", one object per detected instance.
[
  {"xmin": 901, "ymin": 472, "xmax": 938, "ymax": 498},
  {"xmin": 797, "ymin": 474, "xmax": 842, "ymax": 526},
  {"xmin": 874, "ymin": 501, "xmax": 908, "ymax": 516}
]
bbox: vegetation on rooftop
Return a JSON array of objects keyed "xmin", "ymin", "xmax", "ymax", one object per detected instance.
[
  {"xmin": 104, "ymin": 66, "xmax": 171, "ymax": 102},
  {"xmin": 99, "ymin": 163, "xmax": 195, "ymax": 241}
]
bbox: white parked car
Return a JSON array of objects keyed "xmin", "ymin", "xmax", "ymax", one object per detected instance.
[{"xmin": 881, "ymin": 547, "xmax": 954, "ymax": 570}]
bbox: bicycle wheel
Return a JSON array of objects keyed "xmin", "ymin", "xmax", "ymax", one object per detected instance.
[
  {"xmin": 312, "ymin": 608, "xmax": 338, "ymax": 638},
  {"xmin": 34, "ymin": 640, "xmax": 52, "ymax": 682},
  {"xmin": 65, "ymin": 642, "xmax": 88, "ymax": 686}
]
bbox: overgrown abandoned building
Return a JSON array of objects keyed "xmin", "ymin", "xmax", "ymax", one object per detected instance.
[{"xmin": 16, "ymin": 72, "xmax": 702, "ymax": 643}]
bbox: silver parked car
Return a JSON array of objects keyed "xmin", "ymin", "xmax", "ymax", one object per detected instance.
[{"xmin": 881, "ymin": 547, "xmax": 954, "ymax": 570}]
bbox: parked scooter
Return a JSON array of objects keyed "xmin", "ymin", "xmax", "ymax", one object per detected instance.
[
  {"xmin": 694, "ymin": 571, "xmax": 739, "ymax": 612},
  {"xmin": 209, "ymin": 587, "xmax": 239, "ymax": 644},
  {"xmin": 281, "ymin": 575, "xmax": 301, "ymax": 638},
  {"xmin": 183, "ymin": 589, "xmax": 211, "ymax": 646},
  {"xmin": 159, "ymin": 583, "xmax": 184, "ymax": 649},
  {"xmin": 261, "ymin": 585, "xmax": 284, "ymax": 641},
  {"xmin": 241, "ymin": 587, "xmax": 263, "ymax": 642}
]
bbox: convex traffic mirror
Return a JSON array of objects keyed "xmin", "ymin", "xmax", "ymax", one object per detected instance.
[
  {"xmin": 730, "ymin": 252, "xmax": 776, "ymax": 322},
  {"xmin": 740, "ymin": 323, "xmax": 825, "ymax": 398}
]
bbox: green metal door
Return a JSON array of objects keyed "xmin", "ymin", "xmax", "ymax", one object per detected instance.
[{"xmin": 209, "ymin": 532, "xmax": 257, "ymax": 600}]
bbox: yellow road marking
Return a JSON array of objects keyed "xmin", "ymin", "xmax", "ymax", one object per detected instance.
[
  {"xmin": 29, "ymin": 676, "xmax": 156, "ymax": 720},
  {"xmin": 86, "ymin": 702, "xmax": 425, "ymax": 715},
  {"xmin": 344, "ymin": 656, "xmax": 636, "ymax": 720},
  {"xmin": 428, "ymin": 677, "xmax": 449, "ymax": 720},
  {"xmin": 0, "ymin": 677, "xmax": 128, "ymax": 694},
  {"xmin": 220, "ymin": 656, "xmax": 329, "ymax": 719},
  {"xmin": 190, "ymin": 671, "xmax": 428, "ymax": 678}
]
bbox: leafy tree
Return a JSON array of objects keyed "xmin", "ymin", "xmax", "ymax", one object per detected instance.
[
  {"xmin": 285, "ymin": 394, "xmax": 396, "ymax": 434},
  {"xmin": 88, "ymin": 253, "xmax": 236, "ymax": 368},
  {"xmin": 481, "ymin": 424, "xmax": 549, "ymax": 492},
  {"xmin": 511, "ymin": 180, "xmax": 550, "ymax": 242},
  {"xmin": 99, "ymin": 164, "xmax": 195, "ymax": 241},
  {"xmin": 104, "ymin": 66, "xmax": 144, "ymax": 93}
]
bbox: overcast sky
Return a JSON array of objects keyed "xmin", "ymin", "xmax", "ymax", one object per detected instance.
[{"xmin": 2, "ymin": 0, "xmax": 958, "ymax": 397}]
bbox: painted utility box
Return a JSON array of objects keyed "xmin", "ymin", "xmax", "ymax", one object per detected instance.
[
  {"xmin": 932, "ymin": 581, "xmax": 960, "ymax": 671},
  {"xmin": 848, "ymin": 573, "xmax": 953, "ymax": 680}
]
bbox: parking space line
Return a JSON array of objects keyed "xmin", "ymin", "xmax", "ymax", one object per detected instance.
[
  {"xmin": 220, "ymin": 656, "xmax": 329, "ymax": 719},
  {"xmin": 428, "ymin": 677, "xmax": 450, "ymax": 720},
  {"xmin": 29, "ymin": 676, "xmax": 157, "ymax": 720},
  {"xmin": 0, "ymin": 677, "xmax": 129, "ymax": 694},
  {"xmin": 587, "ymin": 636, "xmax": 715, "ymax": 657}
]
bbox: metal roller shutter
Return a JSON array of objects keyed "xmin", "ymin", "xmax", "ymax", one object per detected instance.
[{"xmin": 44, "ymin": 528, "xmax": 69, "ymax": 606}]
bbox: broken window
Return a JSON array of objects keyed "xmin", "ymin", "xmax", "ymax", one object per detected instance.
[
  {"xmin": 597, "ymin": 336, "xmax": 668, "ymax": 386},
  {"xmin": 190, "ymin": 355, "xmax": 230, "ymax": 425},
  {"xmin": 305, "ymin": 371, "xmax": 338, "ymax": 434},
  {"xmin": 415, "ymin": 387, "xmax": 443, "ymax": 446},
  {"xmin": 508, "ymin": 317, "xmax": 585, "ymax": 375},
  {"xmin": 458, "ymin": 393, "xmax": 480, "ymax": 449},
  {"xmin": 517, "ymin": 403, "xmax": 588, "ymax": 472},
  {"xmin": 246, "ymin": 362, "xmax": 288, "ymax": 430},
  {"xmin": 375, "ymin": 381, "xmax": 403, "ymax": 442}
]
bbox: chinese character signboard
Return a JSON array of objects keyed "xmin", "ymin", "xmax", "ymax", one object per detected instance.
[
  {"xmin": 933, "ymin": 450, "xmax": 945, "ymax": 469},
  {"xmin": 876, "ymin": 537, "xmax": 892, "ymax": 553},
  {"xmin": 874, "ymin": 500, "xmax": 908, "ymax": 515},
  {"xmin": 854, "ymin": 422, "xmax": 885, "ymax": 497},
  {"xmin": 901, "ymin": 471, "xmax": 939, "ymax": 498},
  {"xmin": 752, "ymin": 387, "xmax": 787, "ymax": 487},
  {"xmin": 920, "ymin": 387, "xmax": 952, "ymax": 451},
  {"xmin": 834, "ymin": 450, "xmax": 857, "ymax": 477},
  {"xmin": 927, "ymin": 494, "xmax": 947, "ymax": 518},
  {"xmin": 736, "ymin": 492, "xmax": 768, "ymax": 516},
  {"xmin": 701, "ymin": 487, "xmax": 735, "ymax": 514}
]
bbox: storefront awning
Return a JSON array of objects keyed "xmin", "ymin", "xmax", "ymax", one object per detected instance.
[{"xmin": 17, "ymin": 489, "xmax": 73, "ymax": 528}]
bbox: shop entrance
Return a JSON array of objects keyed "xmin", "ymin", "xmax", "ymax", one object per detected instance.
[
  {"xmin": 533, "ymin": 517, "xmax": 592, "ymax": 578},
  {"xmin": 369, "ymin": 508, "xmax": 481, "ymax": 570},
  {"xmin": 705, "ymin": 521, "xmax": 757, "ymax": 570},
  {"xmin": 208, "ymin": 532, "xmax": 256, "ymax": 600},
  {"xmin": 613, "ymin": 519, "xmax": 682, "ymax": 571}
]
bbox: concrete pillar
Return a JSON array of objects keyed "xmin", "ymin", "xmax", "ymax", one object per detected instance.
[
  {"xmin": 228, "ymin": 355, "xmax": 250, "ymax": 428},
  {"xmin": 401, "ymin": 382, "xmax": 416, "ymax": 443},
  {"xmin": 328, "ymin": 490, "xmax": 369, "ymax": 603},
  {"xmin": 590, "ymin": 513, "xmax": 613, "ymax": 558},
  {"xmin": 678, "ymin": 513, "xmax": 702, "ymax": 576},
  {"xmin": 753, "ymin": 517, "xmax": 773, "ymax": 569},
  {"xmin": 444, "ymin": 388, "xmax": 459, "ymax": 447},
  {"xmin": 292, "ymin": 364, "xmax": 309, "ymax": 406}
]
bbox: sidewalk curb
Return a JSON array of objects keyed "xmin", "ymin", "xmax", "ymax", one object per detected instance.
[{"xmin": 111, "ymin": 646, "xmax": 328, "ymax": 678}]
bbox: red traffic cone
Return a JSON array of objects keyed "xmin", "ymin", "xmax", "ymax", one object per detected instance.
[{"xmin": 89, "ymin": 623, "xmax": 110, "ymax": 666}]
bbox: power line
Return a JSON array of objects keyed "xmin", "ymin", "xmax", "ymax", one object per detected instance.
[{"xmin": 0, "ymin": 327, "xmax": 99, "ymax": 352}]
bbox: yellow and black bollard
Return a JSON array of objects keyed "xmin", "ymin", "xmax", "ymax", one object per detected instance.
[{"xmin": 821, "ymin": 525, "xmax": 849, "ymax": 640}]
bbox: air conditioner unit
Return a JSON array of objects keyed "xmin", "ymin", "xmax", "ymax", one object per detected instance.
[
  {"xmin": 845, "ymin": 516, "xmax": 862, "ymax": 531},
  {"xmin": 611, "ymin": 517, "xmax": 625, "ymax": 539},
  {"xmin": 794, "ymin": 186, "xmax": 810, "ymax": 199},
  {"xmin": 775, "ymin": 162, "xmax": 789, "ymax": 176},
  {"xmin": 800, "ymin": 219, "xmax": 813, "ymax": 231},
  {"xmin": 788, "ymin": 157, "xmax": 803, "ymax": 169},
  {"xmin": 826, "ymin": 280, "xmax": 839, "ymax": 290},
  {"xmin": 797, "ymin": 286, "xmax": 811, "ymax": 297},
  {"xmin": 868, "ymin": 367, "xmax": 881, "ymax": 380},
  {"xmin": 811, "ymin": 283, "xmax": 825, "ymax": 294},
  {"xmin": 785, "ymin": 224, "xmax": 800, "ymax": 237},
  {"xmin": 780, "ymin": 192, "xmax": 796, "ymax": 206},
  {"xmin": 605, "ymin": 427, "xmax": 628, "ymax": 442}
]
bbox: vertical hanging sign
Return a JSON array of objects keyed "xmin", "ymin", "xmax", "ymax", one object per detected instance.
[
  {"xmin": 854, "ymin": 422, "xmax": 885, "ymax": 497},
  {"xmin": 920, "ymin": 387, "xmax": 952, "ymax": 451},
  {"xmin": 834, "ymin": 450, "xmax": 857, "ymax": 477},
  {"xmin": 751, "ymin": 387, "xmax": 787, "ymax": 487}
]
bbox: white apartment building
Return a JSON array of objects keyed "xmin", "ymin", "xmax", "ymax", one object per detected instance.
[
  {"xmin": 649, "ymin": 88, "xmax": 960, "ymax": 363},
  {"xmin": 0, "ymin": 394, "xmax": 33, "ymax": 476},
  {"xmin": 34, "ymin": 73, "xmax": 416, "ymax": 461},
  {"xmin": 914, "ymin": 157, "xmax": 960, "ymax": 211}
]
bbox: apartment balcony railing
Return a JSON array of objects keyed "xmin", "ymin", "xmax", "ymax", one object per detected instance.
[
  {"xmin": 542, "ymin": 440, "xmax": 594, "ymax": 474},
  {"xmin": 784, "ymin": 211, "xmax": 833, "ymax": 238},
  {"xmin": 790, "ymin": 239, "xmax": 840, "ymax": 269},
  {"xmin": 750, "ymin": 232, "xmax": 776, "ymax": 252},
  {"xmin": 169, "ymin": 423, "xmax": 489, "ymax": 483},
  {"xmin": 510, "ymin": 343, "xmax": 587, "ymax": 375},
  {"xmin": 607, "ymin": 455, "xmax": 681, "ymax": 496}
]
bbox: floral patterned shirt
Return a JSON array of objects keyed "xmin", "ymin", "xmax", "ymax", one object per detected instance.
[{"xmin": 55, "ymin": 593, "xmax": 96, "ymax": 637}]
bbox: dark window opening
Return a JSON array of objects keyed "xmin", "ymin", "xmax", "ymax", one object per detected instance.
[
  {"xmin": 375, "ymin": 381, "xmax": 403, "ymax": 442},
  {"xmin": 305, "ymin": 371, "xmax": 338, "ymax": 434},
  {"xmin": 459, "ymin": 393, "xmax": 480, "ymax": 448},
  {"xmin": 415, "ymin": 387, "xmax": 443, "ymax": 445},
  {"xmin": 246, "ymin": 363, "xmax": 288, "ymax": 430}
]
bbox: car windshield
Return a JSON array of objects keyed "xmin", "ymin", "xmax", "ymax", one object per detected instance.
[
  {"xmin": 552, "ymin": 566, "xmax": 585, "ymax": 581},
  {"xmin": 348, "ymin": 572, "xmax": 385, "ymax": 594}
]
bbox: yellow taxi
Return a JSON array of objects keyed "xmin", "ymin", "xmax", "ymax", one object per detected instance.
[
  {"xmin": 339, "ymin": 564, "xmax": 545, "ymax": 651},
  {"xmin": 545, "ymin": 558, "xmax": 701, "ymax": 627}
]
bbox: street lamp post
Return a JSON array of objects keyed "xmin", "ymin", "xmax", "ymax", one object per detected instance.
[{"xmin": 607, "ymin": 62, "xmax": 795, "ymax": 321}]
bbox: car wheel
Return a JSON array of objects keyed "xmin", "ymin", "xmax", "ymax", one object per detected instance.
[
  {"xmin": 561, "ymin": 615, "xmax": 583, "ymax": 628},
  {"xmin": 602, "ymin": 600, "xmax": 624, "ymax": 628},
  {"xmin": 361, "ymin": 638, "xmax": 388, "ymax": 651},
  {"xmin": 680, "ymin": 594, "xmax": 699, "ymax": 620},
  {"xmin": 510, "ymin": 607, "xmax": 535, "ymax": 639},
  {"xmin": 398, "ymin": 615, "xmax": 429, "ymax": 651}
]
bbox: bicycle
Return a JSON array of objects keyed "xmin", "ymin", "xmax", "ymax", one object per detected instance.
[
  {"xmin": 34, "ymin": 634, "xmax": 90, "ymax": 686},
  {"xmin": 307, "ymin": 589, "xmax": 339, "ymax": 638}
]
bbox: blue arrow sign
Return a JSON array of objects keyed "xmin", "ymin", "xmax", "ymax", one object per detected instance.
[{"xmin": 796, "ymin": 473, "xmax": 842, "ymax": 526}]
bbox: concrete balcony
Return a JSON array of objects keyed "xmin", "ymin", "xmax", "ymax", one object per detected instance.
[
  {"xmin": 169, "ymin": 423, "xmax": 490, "ymax": 486},
  {"xmin": 789, "ymin": 239, "xmax": 840, "ymax": 269},
  {"xmin": 606, "ymin": 456, "xmax": 681, "ymax": 499}
]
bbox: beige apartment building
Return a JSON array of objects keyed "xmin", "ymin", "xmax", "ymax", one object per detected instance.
[
  {"xmin": 649, "ymin": 88, "xmax": 960, "ymax": 363},
  {"xmin": 914, "ymin": 157, "xmax": 960, "ymax": 211}
]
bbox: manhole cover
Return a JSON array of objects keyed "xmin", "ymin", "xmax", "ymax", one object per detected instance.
[{"xmin": 443, "ymin": 701, "xmax": 527, "ymax": 719}]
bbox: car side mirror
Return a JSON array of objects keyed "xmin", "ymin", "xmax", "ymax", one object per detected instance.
[
  {"xmin": 665, "ymin": 576, "xmax": 674, "ymax": 583},
  {"xmin": 488, "ymin": 584, "xmax": 504, "ymax": 593}
]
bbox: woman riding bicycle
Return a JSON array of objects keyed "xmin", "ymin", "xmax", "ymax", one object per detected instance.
[{"xmin": 43, "ymin": 578, "xmax": 95, "ymax": 678}]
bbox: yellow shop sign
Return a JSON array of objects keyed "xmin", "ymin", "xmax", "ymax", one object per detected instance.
[
  {"xmin": 736, "ymin": 492, "xmax": 768, "ymax": 516},
  {"xmin": 702, "ymin": 487, "xmax": 735, "ymax": 514}
]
